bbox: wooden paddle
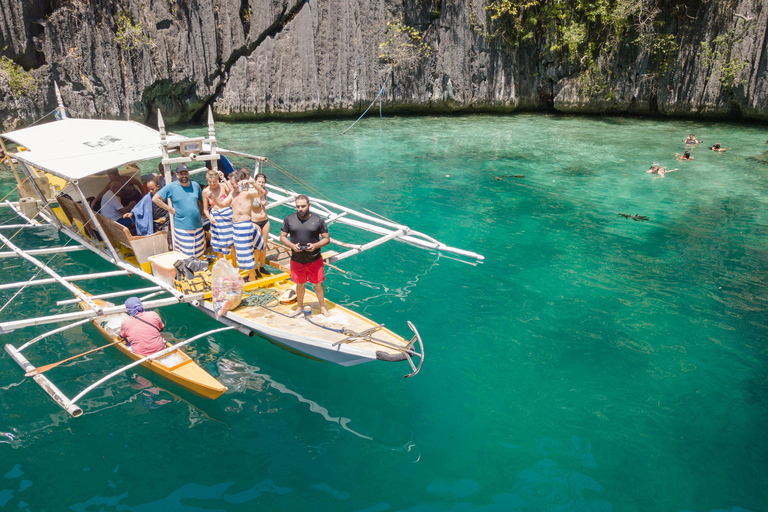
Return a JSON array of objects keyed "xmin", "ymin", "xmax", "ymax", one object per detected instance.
[{"xmin": 25, "ymin": 340, "xmax": 122, "ymax": 377}]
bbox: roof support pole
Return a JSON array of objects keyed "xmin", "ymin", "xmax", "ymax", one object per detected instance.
[
  {"xmin": 71, "ymin": 180, "xmax": 120, "ymax": 263},
  {"xmin": 16, "ymin": 161, "xmax": 63, "ymax": 229},
  {"xmin": 0, "ymin": 137, "xmax": 25, "ymax": 192}
]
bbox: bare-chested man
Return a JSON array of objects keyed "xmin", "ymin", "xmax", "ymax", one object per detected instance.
[{"xmin": 220, "ymin": 169, "xmax": 266, "ymax": 282}]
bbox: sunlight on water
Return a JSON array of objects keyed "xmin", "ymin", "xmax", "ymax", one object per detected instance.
[{"xmin": 1, "ymin": 114, "xmax": 767, "ymax": 511}]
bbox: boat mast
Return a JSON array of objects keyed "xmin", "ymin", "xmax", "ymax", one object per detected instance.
[
  {"xmin": 207, "ymin": 106, "xmax": 218, "ymax": 172},
  {"xmin": 54, "ymin": 82, "xmax": 68, "ymax": 120},
  {"xmin": 157, "ymin": 109, "xmax": 176, "ymax": 240}
]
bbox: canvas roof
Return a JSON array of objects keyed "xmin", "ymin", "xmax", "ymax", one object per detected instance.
[{"xmin": 1, "ymin": 118, "xmax": 188, "ymax": 180}]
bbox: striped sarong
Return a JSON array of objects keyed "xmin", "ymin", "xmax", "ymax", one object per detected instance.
[
  {"xmin": 209, "ymin": 207, "xmax": 233, "ymax": 254},
  {"xmin": 233, "ymin": 221, "xmax": 257, "ymax": 270},
  {"xmin": 173, "ymin": 227, "xmax": 205, "ymax": 258},
  {"xmin": 251, "ymin": 222, "xmax": 265, "ymax": 252}
]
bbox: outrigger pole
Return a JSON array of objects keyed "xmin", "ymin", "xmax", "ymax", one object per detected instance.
[
  {"xmin": 261, "ymin": 184, "xmax": 486, "ymax": 263},
  {"xmin": 0, "ymin": 231, "xmax": 102, "ymax": 313}
]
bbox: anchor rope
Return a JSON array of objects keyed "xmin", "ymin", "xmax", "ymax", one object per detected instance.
[
  {"xmin": 26, "ymin": 109, "xmax": 58, "ymax": 128},
  {"xmin": 341, "ymin": 71, "xmax": 391, "ymax": 135}
]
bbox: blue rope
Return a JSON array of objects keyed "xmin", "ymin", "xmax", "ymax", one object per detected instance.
[
  {"xmin": 341, "ymin": 71, "xmax": 391, "ymax": 135},
  {"xmin": 302, "ymin": 314, "xmax": 346, "ymax": 333}
]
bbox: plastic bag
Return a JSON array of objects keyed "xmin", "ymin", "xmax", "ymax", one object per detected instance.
[{"xmin": 211, "ymin": 258, "xmax": 244, "ymax": 318}]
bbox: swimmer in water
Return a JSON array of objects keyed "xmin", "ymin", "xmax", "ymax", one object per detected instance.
[
  {"xmin": 675, "ymin": 150, "xmax": 693, "ymax": 161},
  {"xmin": 684, "ymin": 134, "xmax": 700, "ymax": 144},
  {"xmin": 647, "ymin": 164, "xmax": 679, "ymax": 177},
  {"xmin": 709, "ymin": 142, "xmax": 730, "ymax": 152}
]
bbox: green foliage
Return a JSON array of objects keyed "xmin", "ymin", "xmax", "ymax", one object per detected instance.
[
  {"xmin": 699, "ymin": 32, "xmax": 748, "ymax": 89},
  {"xmin": 486, "ymin": 0, "xmax": 663, "ymax": 64},
  {"xmin": 647, "ymin": 33, "xmax": 678, "ymax": 75},
  {"xmin": 115, "ymin": 12, "xmax": 151, "ymax": 51},
  {"xmin": 0, "ymin": 55, "xmax": 36, "ymax": 96},
  {"xmin": 486, "ymin": 0, "xmax": 679, "ymax": 98},
  {"xmin": 378, "ymin": 16, "xmax": 433, "ymax": 68}
]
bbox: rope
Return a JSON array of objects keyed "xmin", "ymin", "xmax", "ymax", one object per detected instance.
[
  {"xmin": 26, "ymin": 109, "xmax": 58, "ymax": 128},
  {"xmin": 242, "ymin": 289, "xmax": 280, "ymax": 307},
  {"xmin": 302, "ymin": 314, "xmax": 346, "ymax": 333},
  {"xmin": 341, "ymin": 71, "xmax": 391, "ymax": 135}
]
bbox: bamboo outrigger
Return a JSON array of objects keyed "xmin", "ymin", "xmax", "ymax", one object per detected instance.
[{"xmin": 0, "ymin": 83, "xmax": 484, "ymax": 417}]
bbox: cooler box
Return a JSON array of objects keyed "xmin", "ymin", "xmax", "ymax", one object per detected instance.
[{"xmin": 147, "ymin": 251, "xmax": 187, "ymax": 285}]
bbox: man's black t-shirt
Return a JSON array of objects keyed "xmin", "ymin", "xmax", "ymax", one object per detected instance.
[{"xmin": 281, "ymin": 212, "xmax": 328, "ymax": 263}]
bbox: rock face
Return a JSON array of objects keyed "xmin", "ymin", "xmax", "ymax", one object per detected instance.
[{"xmin": 0, "ymin": 0, "xmax": 767, "ymax": 130}]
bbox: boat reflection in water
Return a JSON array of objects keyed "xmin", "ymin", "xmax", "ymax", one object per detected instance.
[{"xmin": 216, "ymin": 354, "xmax": 420, "ymax": 461}]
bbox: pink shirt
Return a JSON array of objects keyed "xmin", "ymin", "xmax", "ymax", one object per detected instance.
[{"xmin": 120, "ymin": 312, "xmax": 165, "ymax": 356}]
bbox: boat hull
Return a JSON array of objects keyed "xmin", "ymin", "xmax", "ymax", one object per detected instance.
[
  {"xmin": 78, "ymin": 295, "xmax": 227, "ymax": 400},
  {"xmin": 89, "ymin": 319, "xmax": 227, "ymax": 399},
  {"xmin": 200, "ymin": 282, "xmax": 413, "ymax": 367}
]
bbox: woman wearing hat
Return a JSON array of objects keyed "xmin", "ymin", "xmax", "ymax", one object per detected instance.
[{"xmin": 120, "ymin": 297, "xmax": 165, "ymax": 356}]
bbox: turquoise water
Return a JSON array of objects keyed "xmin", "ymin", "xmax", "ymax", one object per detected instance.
[{"xmin": 1, "ymin": 114, "xmax": 767, "ymax": 511}]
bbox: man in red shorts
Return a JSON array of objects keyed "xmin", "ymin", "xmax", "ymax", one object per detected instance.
[{"xmin": 280, "ymin": 195, "xmax": 330, "ymax": 316}]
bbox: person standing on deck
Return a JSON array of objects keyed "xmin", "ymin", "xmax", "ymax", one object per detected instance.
[
  {"xmin": 120, "ymin": 297, "xmax": 165, "ymax": 356},
  {"xmin": 280, "ymin": 194, "xmax": 331, "ymax": 317},
  {"xmin": 152, "ymin": 164, "xmax": 205, "ymax": 258},
  {"xmin": 202, "ymin": 169, "xmax": 234, "ymax": 260},
  {"xmin": 219, "ymin": 169, "xmax": 266, "ymax": 282},
  {"xmin": 251, "ymin": 172, "xmax": 271, "ymax": 275}
]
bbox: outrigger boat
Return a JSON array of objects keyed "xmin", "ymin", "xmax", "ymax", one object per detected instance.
[{"xmin": 0, "ymin": 84, "xmax": 484, "ymax": 417}]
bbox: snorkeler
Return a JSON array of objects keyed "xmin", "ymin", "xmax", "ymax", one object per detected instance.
[
  {"xmin": 675, "ymin": 151, "xmax": 693, "ymax": 161},
  {"xmin": 684, "ymin": 134, "xmax": 700, "ymax": 144},
  {"xmin": 709, "ymin": 143, "xmax": 730, "ymax": 152}
]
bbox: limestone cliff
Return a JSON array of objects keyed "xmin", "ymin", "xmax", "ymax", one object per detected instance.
[{"xmin": 0, "ymin": 0, "xmax": 766, "ymax": 131}]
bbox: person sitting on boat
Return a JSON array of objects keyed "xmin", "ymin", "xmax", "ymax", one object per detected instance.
[
  {"xmin": 91, "ymin": 168, "xmax": 144, "ymax": 210},
  {"xmin": 122, "ymin": 179, "xmax": 170, "ymax": 237},
  {"xmin": 280, "ymin": 194, "xmax": 331, "ymax": 317},
  {"xmin": 251, "ymin": 172, "xmax": 271, "ymax": 275},
  {"xmin": 684, "ymin": 134, "xmax": 700, "ymax": 144},
  {"xmin": 202, "ymin": 169, "xmax": 234, "ymax": 260},
  {"xmin": 218, "ymin": 169, "xmax": 266, "ymax": 282},
  {"xmin": 101, "ymin": 180, "xmax": 135, "ymax": 228},
  {"xmin": 120, "ymin": 297, "xmax": 165, "ymax": 357},
  {"xmin": 709, "ymin": 142, "xmax": 730, "ymax": 152},
  {"xmin": 675, "ymin": 150, "xmax": 693, "ymax": 161},
  {"xmin": 155, "ymin": 162, "xmax": 176, "ymax": 188},
  {"xmin": 153, "ymin": 164, "xmax": 205, "ymax": 258}
]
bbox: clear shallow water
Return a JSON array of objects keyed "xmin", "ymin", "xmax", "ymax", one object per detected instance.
[{"xmin": 1, "ymin": 114, "xmax": 767, "ymax": 511}]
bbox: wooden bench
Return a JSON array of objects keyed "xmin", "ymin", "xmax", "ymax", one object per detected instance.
[
  {"xmin": 95, "ymin": 213, "xmax": 169, "ymax": 265},
  {"xmin": 57, "ymin": 195, "xmax": 169, "ymax": 267},
  {"xmin": 56, "ymin": 195, "xmax": 98, "ymax": 238}
]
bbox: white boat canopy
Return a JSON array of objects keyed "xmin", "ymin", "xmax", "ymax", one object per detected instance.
[{"xmin": 1, "ymin": 118, "xmax": 187, "ymax": 181}]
